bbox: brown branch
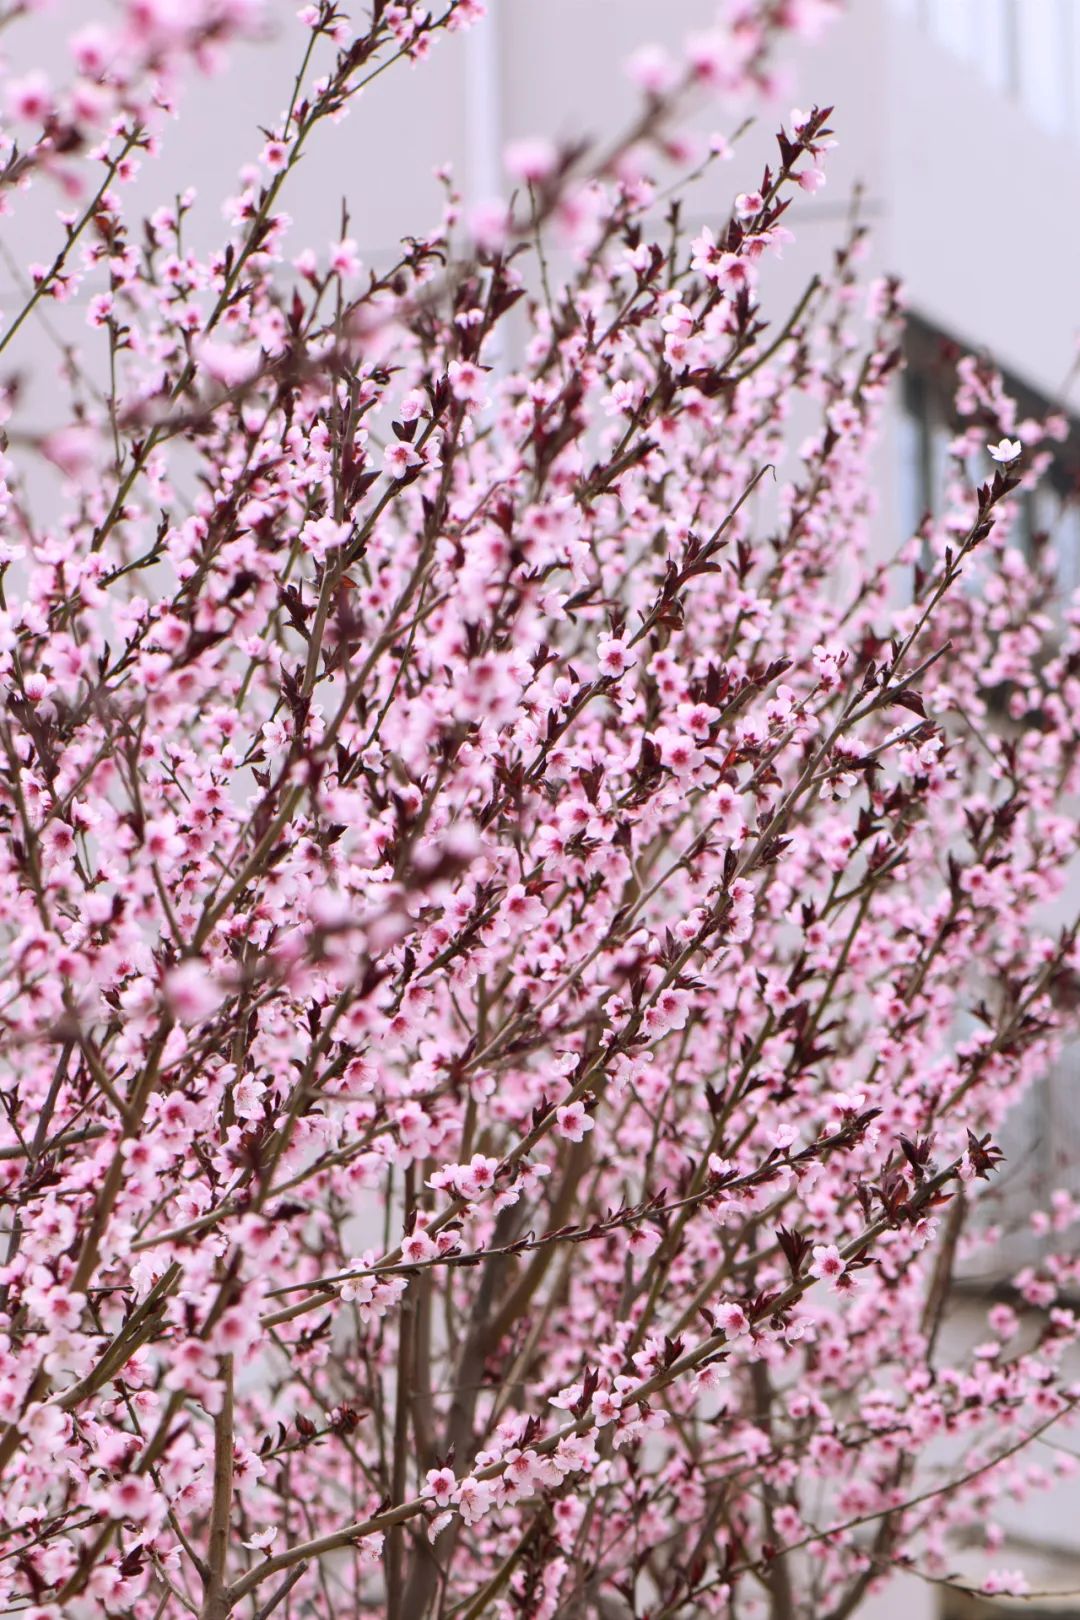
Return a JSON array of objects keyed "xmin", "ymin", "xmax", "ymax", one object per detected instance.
[{"xmin": 201, "ymin": 1355, "xmax": 235, "ymax": 1620}]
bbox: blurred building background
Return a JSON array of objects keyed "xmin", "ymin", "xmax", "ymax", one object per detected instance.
[
  {"xmin": 8, "ymin": 2, "xmax": 1080, "ymax": 557},
  {"xmin": 4, "ymin": 0, "xmax": 1080, "ymax": 1612}
]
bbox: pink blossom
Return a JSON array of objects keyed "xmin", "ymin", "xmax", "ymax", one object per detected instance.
[
  {"xmin": 715, "ymin": 1302, "xmax": 750, "ymax": 1339},
  {"xmin": 103, "ymin": 1475, "xmax": 154, "ymax": 1523},
  {"xmin": 447, "ymin": 359, "xmax": 488, "ymax": 407},
  {"xmin": 329, "ymin": 237, "xmax": 362, "ymax": 279},
  {"xmin": 597, "ymin": 635, "xmax": 636, "ymax": 678},
  {"xmin": 424, "ymin": 1466, "xmax": 456, "ymax": 1507},
  {"xmin": 983, "ymin": 1571, "xmax": 1030, "ymax": 1596},
  {"xmin": 504, "ymin": 136, "xmax": 557, "ymax": 183},
  {"xmin": 590, "ymin": 1388, "xmax": 622, "ymax": 1426},
  {"xmin": 384, "ymin": 440, "xmax": 423, "ymax": 479},
  {"xmin": 810, "ymin": 1244, "xmax": 846, "ymax": 1287},
  {"xmin": 401, "ymin": 1228, "xmax": 437, "ymax": 1264},
  {"xmin": 163, "ymin": 959, "xmax": 224, "ymax": 1023},
  {"xmin": 7, "ymin": 72, "xmax": 52, "ymax": 123},
  {"xmin": 468, "ymin": 197, "xmax": 510, "ymax": 252},
  {"xmin": 555, "ymin": 1100, "xmax": 594, "ymax": 1142},
  {"xmin": 626, "ymin": 44, "xmax": 677, "ymax": 95},
  {"xmin": 453, "ymin": 1475, "xmax": 493, "ymax": 1525},
  {"xmin": 300, "ymin": 515, "xmax": 352, "ymax": 559}
]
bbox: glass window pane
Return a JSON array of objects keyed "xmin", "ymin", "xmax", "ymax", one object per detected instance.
[
  {"xmin": 1046, "ymin": 1043, "xmax": 1080, "ymax": 1194},
  {"xmin": 1067, "ymin": 0, "xmax": 1080, "ymax": 137},
  {"xmin": 1016, "ymin": 490, "xmax": 1038, "ymax": 560},
  {"xmin": 973, "ymin": 0, "xmax": 1011, "ymax": 90},
  {"xmin": 927, "ymin": 0, "xmax": 978, "ymax": 61},
  {"xmin": 928, "ymin": 416, "xmax": 951, "ymax": 507},
  {"xmin": 1016, "ymin": 0, "xmax": 1069, "ymax": 134},
  {"xmin": 897, "ymin": 419, "xmax": 923, "ymax": 534},
  {"xmin": 898, "ymin": 375, "xmax": 930, "ymax": 540},
  {"xmin": 1054, "ymin": 500, "xmax": 1080, "ymax": 600}
]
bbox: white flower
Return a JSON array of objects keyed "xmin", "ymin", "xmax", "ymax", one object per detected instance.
[
  {"xmin": 243, "ymin": 1527, "xmax": 278, "ymax": 1552},
  {"xmin": 427, "ymin": 1511, "xmax": 453, "ymax": 1542},
  {"xmin": 987, "ymin": 437, "xmax": 1021, "ymax": 463}
]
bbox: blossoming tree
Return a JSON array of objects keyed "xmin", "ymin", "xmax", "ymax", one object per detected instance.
[{"xmin": 1, "ymin": 2, "xmax": 1079, "ymax": 1617}]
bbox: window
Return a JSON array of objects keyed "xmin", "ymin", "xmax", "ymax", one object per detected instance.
[
  {"xmin": 962, "ymin": 1048, "xmax": 1080, "ymax": 1288},
  {"xmin": 976, "ymin": 0, "xmax": 1013, "ymax": 94},
  {"xmin": 896, "ymin": 0, "xmax": 1080, "ymax": 142},
  {"xmin": 927, "ymin": 0, "xmax": 980, "ymax": 64},
  {"xmin": 1014, "ymin": 0, "xmax": 1070, "ymax": 135},
  {"xmin": 896, "ymin": 320, "xmax": 1080, "ymax": 615},
  {"xmin": 896, "ymin": 368, "xmax": 956, "ymax": 543},
  {"xmin": 897, "ymin": 374, "xmax": 931, "ymax": 545}
]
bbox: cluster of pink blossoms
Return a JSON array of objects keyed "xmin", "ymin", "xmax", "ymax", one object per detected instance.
[
  {"xmin": 0, "ymin": 2, "xmax": 1078, "ymax": 1617},
  {"xmin": 2, "ymin": 1, "xmax": 266, "ymax": 208}
]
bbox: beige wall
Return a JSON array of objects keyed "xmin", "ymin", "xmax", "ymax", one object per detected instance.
[{"xmin": 4, "ymin": 4, "xmax": 1076, "ymax": 401}]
